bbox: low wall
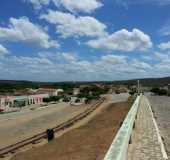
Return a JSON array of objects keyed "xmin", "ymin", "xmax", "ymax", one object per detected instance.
[{"xmin": 104, "ymin": 95, "xmax": 141, "ymax": 160}]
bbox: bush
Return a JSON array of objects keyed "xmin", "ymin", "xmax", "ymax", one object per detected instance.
[
  {"xmin": 75, "ymin": 98, "xmax": 81, "ymax": 103},
  {"xmin": 150, "ymin": 87, "xmax": 160, "ymax": 94},
  {"xmin": 63, "ymin": 96, "xmax": 70, "ymax": 102},
  {"xmin": 158, "ymin": 89, "xmax": 167, "ymax": 96},
  {"xmin": 43, "ymin": 97, "xmax": 51, "ymax": 103},
  {"xmin": 150, "ymin": 87, "xmax": 167, "ymax": 96},
  {"xmin": 129, "ymin": 91, "xmax": 135, "ymax": 95},
  {"xmin": 43, "ymin": 96, "xmax": 61, "ymax": 103}
]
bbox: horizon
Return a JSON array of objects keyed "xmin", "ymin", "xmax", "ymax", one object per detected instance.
[
  {"xmin": 0, "ymin": 75, "xmax": 170, "ymax": 83},
  {"xmin": 0, "ymin": 0, "xmax": 170, "ymax": 81}
]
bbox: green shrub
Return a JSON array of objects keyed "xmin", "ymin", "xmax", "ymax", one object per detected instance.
[{"xmin": 158, "ymin": 89, "xmax": 167, "ymax": 96}]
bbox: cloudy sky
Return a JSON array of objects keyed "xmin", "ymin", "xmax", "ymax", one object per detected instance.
[{"xmin": 0, "ymin": 0, "xmax": 170, "ymax": 81}]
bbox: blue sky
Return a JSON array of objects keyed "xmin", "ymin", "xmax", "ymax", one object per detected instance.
[{"xmin": 0, "ymin": 0, "xmax": 170, "ymax": 81}]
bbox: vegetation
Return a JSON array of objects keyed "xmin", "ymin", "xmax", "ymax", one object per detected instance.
[
  {"xmin": 129, "ymin": 90, "xmax": 136, "ymax": 95},
  {"xmin": 78, "ymin": 85, "xmax": 109, "ymax": 103},
  {"xmin": 62, "ymin": 96, "xmax": 70, "ymax": 102},
  {"xmin": 53, "ymin": 83, "xmax": 76, "ymax": 92},
  {"xmin": 150, "ymin": 87, "xmax": 167, "ymax": 96},
  {"xmin": 0, "ymin": 82, "xmax": 39, "ymax": 93},
  {"xmin": 43, "ymin": 96, "xmax": 62, "ymax": 103}
]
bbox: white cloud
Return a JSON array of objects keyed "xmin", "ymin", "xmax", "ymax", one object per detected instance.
[
  {"xmin": 40, "ymin": 10, "xmax": 107, "ymax": 38},
  {"xmin": 86, "ymin": 28, "xmax": 152, "ymax": 52},
  {"xmin": 61, "ymin": 53, "xmax": 76, "ymax": 62},
  {"xmin": 38, "ymin": 51, "xmax": 77, "ymax": 62},
  {"xmin": 142, "ymin": 55, "xmax": 153, "ymax": 61},
  {"xmin": 158, "ymin": 41, "xmax": 170, "ymax": 50},
  {"xmin": 159, "ymin": 21, "xmax": 170, "ymax": 36},
  {"xmin": 117, "ymin": 0, "xmax": 170, "ymax": 6},
  {"xmin": 155, "ymin": 52, "xmax": 169, "ymax": 60},
  {"xmin": 101, "ymin": 55, "xmax": 127, "ymax": 64},
  {"xmin": 0, "ymin": 52, "xmax": 154, "ymax": 81},
  {"xmin": 131, "ymin": 59, "xmax": 152, "ymax": 69},
  {"xmin": 0, "ymin": 17, "xmax": 59, "ymax": 48},
  {"xmin": 53, "ymin": 0, "xmax": 103, "ymax": 13},
  {"xmin": 156, "ymin": 63, "xmax": 170, "ymax": 72},
  {"xmin": 24, "ymin": 0, "xmax": 50, "ymax": 9},
  {"xmin": 24, "ymin": 0, "xmax": 102, "ymax": 13},
  {"xmin": 0, "ymin": 44, "xmax": 9, "ymax": 56},
  {"xmin": 154, "ymin": 51, "xmax": 170, "ymax": 64}
]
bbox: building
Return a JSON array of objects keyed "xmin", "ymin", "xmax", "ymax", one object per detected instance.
[
  {"xmin": 0, "ymin": 87, "xmax": 64, "ymax": 111},
  {"xmin": 73, "ymin": 88, "xmax": 80, "ymax": 95},
  {"xmin": 0, "ymin": 93, "xmax": 49, "ymax": 111},
  {"xmin": 0, "ymin": 96, "xmax": 12, "ymax": 110},
  {"xmin": 36, "ymin": 88, "xmax": 64, "ymax": 96},
  {"xmin": 28, "ymin": 94, "xmax": 49, "ymax": 105}
]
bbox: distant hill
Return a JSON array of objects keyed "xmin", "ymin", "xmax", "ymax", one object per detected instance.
[
  {"xmin": 112, "ymin": 77, "xmax": 170, "ymax": 87},
  {"xmin": 0, "ymin": 76, "xmax": 170, "ymax": 91}
]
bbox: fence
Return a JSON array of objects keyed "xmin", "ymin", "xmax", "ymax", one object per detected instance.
[{"xmin": 104, "ymin": 95, "xmax": 141, "ymax": 160}]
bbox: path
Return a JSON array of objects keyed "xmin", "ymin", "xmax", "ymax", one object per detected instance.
[
  {"xmin": 147, "ymin": 95, "xmax": 170, "ymax": 159},
  {"xmin": 128, "ymin": 96, "xmax": 166, "ymax": 160}
]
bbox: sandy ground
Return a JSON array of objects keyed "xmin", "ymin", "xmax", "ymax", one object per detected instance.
[
  {"xmin": 10, "ymin": 93, "xmax": 131, "ymax": 160},
  {"xmin": 147, "ymin": 95, "xmax": 170, "ymax": 158},
  {"xmin": 0, "ymin": 102, "xmax": 89, "ymax": 148}
]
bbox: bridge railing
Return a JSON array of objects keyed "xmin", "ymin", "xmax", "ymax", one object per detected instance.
[{"xmin": 104, "ymin": 95, "xmax": 141, "ymax": 160}]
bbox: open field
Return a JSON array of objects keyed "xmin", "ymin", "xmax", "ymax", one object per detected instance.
[
  {"xmin": 147, "ymin": 95, "xmax": 170, "ymax": 158},
  {"xmin": 0, "ymin": 102, "xmax": 89, "ymax": 148},
  {"xmin": 10, "ymin": 94, "xmax": 131, "ymax": 160}
]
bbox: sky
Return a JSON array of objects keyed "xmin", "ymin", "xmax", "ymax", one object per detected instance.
[{"xmin": 0, "ymin": 0, "xmax": 170, "ymax": 82}]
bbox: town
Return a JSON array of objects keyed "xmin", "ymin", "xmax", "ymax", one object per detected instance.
[
  {"xmin": 0, "ymin": 82, "xmax": 125, "ymax": 113},
  {"xmin": 1, "ymin": 0, "xmax": 170, "ymax": 159}
]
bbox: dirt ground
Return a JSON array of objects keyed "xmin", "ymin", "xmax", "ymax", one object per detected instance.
[
  {"xmin": 0, "ymin": 102, "xmax": 89, "ymax": 148},
  {"xmin": 11, "ymin": 97, "xmax": 132, "ymax": 160}
]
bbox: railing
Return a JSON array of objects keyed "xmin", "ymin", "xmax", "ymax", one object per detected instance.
[{"xmin": 104, "ymin": 95, "xmax": 141, "ymax": 160}]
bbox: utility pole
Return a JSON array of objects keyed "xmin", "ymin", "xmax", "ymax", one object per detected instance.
[{"xmin": 137, "ymin": 80, "xmax": 140, "ymax": 95}]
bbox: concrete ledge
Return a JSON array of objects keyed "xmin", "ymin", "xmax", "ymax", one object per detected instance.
[{"xmin": 104, "ymin": 95, "xmax": 141, "ymax": 160}]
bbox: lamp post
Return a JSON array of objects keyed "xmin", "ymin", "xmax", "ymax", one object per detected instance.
[{"xmin": 137, "ymin": 80, "xmax": 140, "ymax": 95}]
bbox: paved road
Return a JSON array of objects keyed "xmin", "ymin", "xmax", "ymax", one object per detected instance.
[
  {"xmin": 128, "ymin": 96, "xmax": 165, "ymax": 160},
  {"xmin": 147, "ymin": 95, "xmax": 170, "ymax": 158}
]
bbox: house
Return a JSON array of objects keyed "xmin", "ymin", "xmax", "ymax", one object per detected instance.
[
  {"xmin": 73, "ymin": 88, "xmax": 80, "ymax": 95},
  {"xmin": 36, "ymin": 88, "xmax": 64, "ymax": 96},
  {"xmin": 0, "ymin": 93, "xmax": 49, "ymax": 110}
]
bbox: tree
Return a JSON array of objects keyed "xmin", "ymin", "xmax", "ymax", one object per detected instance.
[
  {"xmin": 150, "ymin": 87, "xmax": 160, "ymax": 94},
  {"xmin": 43, "ymin": 97, "xmax": 51, "ymax": 103},
  {"xmin": 150, "ymin": 87, "xmax": 167, "ymax": 96},
  {"xmin": 158, "ymin": 89, "xmax": 167, "ymax": 96}
]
